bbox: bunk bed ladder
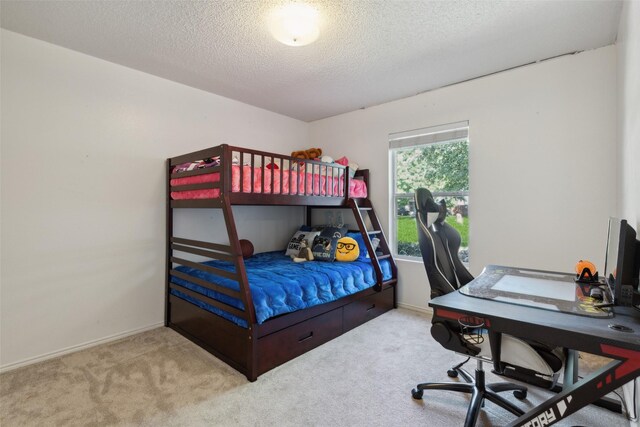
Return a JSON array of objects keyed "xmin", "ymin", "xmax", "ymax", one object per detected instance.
[
  {"xmin": 347, "ymin": 199, "xmax": 398, "ymax": 293},
  {"xmin": 220, "ymin": 195, "xmax": 259, "ymax": 381}
]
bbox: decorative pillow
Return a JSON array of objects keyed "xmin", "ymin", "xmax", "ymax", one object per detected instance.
[
  {"xmin": 311, "ymin": 226, "xmax": 348, "ymax": 261},
  {"xmin": 285, "ymin": 228, "xmax": 321, "ymax": 257},
  {"xmin": 346, "ymin": 232, "xmax": 371, "ymax": 261},
  {"xmin": 346, "ymin": 232, "xmax": 366, "ymax": 261},
  {"xmin": 335, "ymin": 236, "xmax": 360, "ymax": 262}
]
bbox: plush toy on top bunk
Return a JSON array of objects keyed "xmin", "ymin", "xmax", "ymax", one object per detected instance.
[
  {"xmin": 290, "ymin": 147, "xmax": 359, "ymax": 178},
  {"xmin": 320, "ymin": 155, "xmax": 359, "ymax": 178},
  {"xmin": 291, "ymin": 147, "xmax": 323, "ymax": 160}
]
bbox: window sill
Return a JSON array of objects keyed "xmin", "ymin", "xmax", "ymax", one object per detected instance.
[
  {"xmin": 394, "ymin": 255, "xmax": 470, "ymax": 270},
  {"xmin": 394, "ymin": 256, "xmax": 424, "ymax": 264}
]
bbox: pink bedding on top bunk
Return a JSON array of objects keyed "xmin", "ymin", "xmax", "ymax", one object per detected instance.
[{"xmin": 170, "ymin": 165, "xmax": 367, "ymax": 200}]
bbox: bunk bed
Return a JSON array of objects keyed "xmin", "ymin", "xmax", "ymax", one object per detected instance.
[{"xmin": 166, "ymin": 144, "xmax": 398, "ymax": 381}]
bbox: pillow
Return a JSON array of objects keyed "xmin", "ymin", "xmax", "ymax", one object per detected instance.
[
  {"xmin": 311, "ymin": 226, "xmax": 348, "ymax": 262},
  {"xmin": 335, "ymin": 236, "xmax": 360, "ymax": 262},
  {"xmin": 172, "ymin": 157, "xmax": 220, "ymax": 173},
  {"xmin": 346, "ymin": 232, "xmax": 367, "ymax": 261},
  {"xmin": 285, "ymin": 228, "xmax": 321, "ymax": 257},
  {"xmin": 346, "ymin": 231, "xmax": 382, "ymax": 262}
]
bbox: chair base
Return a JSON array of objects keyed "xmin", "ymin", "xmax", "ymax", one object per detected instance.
[{"xmin": 412, "ymin": 360, "xmax": 528, "ymax": 427}]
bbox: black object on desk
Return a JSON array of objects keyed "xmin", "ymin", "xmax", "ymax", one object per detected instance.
[
  {"xmin": 430, "ymin": 264, "xmax": 640, "ymax": 427},
  {"xmin": 589, "ymin": 286, "xmax": 604, "ymax": 301}
]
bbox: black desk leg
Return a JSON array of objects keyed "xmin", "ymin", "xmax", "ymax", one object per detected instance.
[
  {"xmin": 489, "ymin": 330, "xmax": 503, "ymax": 374},
  {"xmin": 563, "ymin": 349, "xmax": 578, "ymax": 387}
]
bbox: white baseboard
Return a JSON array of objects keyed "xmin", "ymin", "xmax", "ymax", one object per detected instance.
[
  {"xmin": 397, "ymin": 302, "xmax": 433, "ymax": 316},
  {"xmin": 2, "ymin": 305, "xmax": 431, "ymax": 373},
  {"xmin": 0, "ymin": 322, "xmax": 164, "ymax": 374}
]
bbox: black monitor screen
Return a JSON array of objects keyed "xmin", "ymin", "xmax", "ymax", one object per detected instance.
[
  {"xmin": 604, "ymin": 217, "xmax": 640, "ymax": 307},
  {"xmin": 604, "ymin": 218, "xmax": 621, "ymax": 299}
]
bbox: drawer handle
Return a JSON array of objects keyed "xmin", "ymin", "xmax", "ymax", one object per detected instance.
[
  {"xmin": 298, "ymin": 331, "xmax": 314, "ymax": 342},
  {"xmin": 366, "ymin": 304, "xmax": 376, "ymax": 312}
]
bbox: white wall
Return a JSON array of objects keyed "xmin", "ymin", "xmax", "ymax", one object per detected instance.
[
  {"xmin": 309, "ymin": 47, "xmax": 618, "ymax": 312},
  {"xmin": 617, "ymin": 1, "xmax": 640, "ymax": 228},
  {"xmin": 0, "ymin": 30, "xmax": 307, "ymax": 369},
  {"xmin": 0, "ymin": 27, "xmax": 626, "ymax": 368}
]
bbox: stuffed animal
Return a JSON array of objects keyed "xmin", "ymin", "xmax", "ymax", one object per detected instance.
[
  {"xmin": 334, "ymin": 156, "xmax": 359, "ymax": 177},
  {"xmin": 291, "ymin": 148, "xmax": 323, "ymax": 160},
  {"xmin": 320, "ymin": 155, "xmax": 334, "ymax": 163},
  {"xmin": 335, "ymin": 156, "xmax": 348, "ymax": 166},
  {"xmin": 293, "ymin": 239, "xmax": 314, "ymax": 263}
]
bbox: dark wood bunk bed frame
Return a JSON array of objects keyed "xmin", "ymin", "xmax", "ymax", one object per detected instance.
[{"xmin": 166, "ymin": 144, "xmax": 398, "ymax": 381}]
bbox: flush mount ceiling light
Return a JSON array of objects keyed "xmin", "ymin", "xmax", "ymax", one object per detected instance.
[{"xmin": 268, "ymin": 3, "xmax": 320, "ymax": 47}]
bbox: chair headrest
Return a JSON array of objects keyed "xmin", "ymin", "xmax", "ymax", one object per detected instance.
[
  {"xmin": 437, "ymin": 199, "xmax": 447, "ymax": 223},
  {"xmin": 414, "ymin": 188, "xmax": 442, "ymax": 227}
]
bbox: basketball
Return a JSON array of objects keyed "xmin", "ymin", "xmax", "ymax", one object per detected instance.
[{"xmin": 239, "ymin": 239, "xmax": 254, "ymax": 259}]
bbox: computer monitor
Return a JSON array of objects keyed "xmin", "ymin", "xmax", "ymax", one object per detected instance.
[{"xmin": 604, "ymin": 218, "xmax": 640, "ymax": 307}]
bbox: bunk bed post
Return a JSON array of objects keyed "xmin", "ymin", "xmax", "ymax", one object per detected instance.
[
  {"xmin": 359, "ymin": 169, "xmax": 370, "ymax": 189},
  {"xmin": 221, "ymin": 144, "xmax": 232, "ymax": 194},
  {"xmin": 220, "ymin": 194, "xmax": 258, "ymax": 381},
  {"xmin": 305, "ymin": 206, "xmax": 312, "ymax": 228},
  {"xmin": 165, "ymin": 159, "xmax": 173, "ymax": 326},
  {"xmin": 344, "ymin": 166, "xmax": 350, "ymax": 199}
]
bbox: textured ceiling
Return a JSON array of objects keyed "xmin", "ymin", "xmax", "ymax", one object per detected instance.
[{"xmin": 0, "ymin": 1, "xmax": 622, "ymax": 122}]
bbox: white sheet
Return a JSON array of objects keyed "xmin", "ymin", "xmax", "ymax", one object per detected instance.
[
  {"xmin": 491, "ymin": 274, "xmax": 576, "ymax": 302},
  {"xmin": 493, "ymin": 296, "xmax": 561, "ymax": 311}
]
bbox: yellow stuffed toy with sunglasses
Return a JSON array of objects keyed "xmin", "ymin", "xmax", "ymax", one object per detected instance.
[{"xmin": 335, "ymin": 236, "xmax": 359, "ymax": 262}]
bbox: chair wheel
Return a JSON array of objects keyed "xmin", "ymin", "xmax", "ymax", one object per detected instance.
[
  {"xmin": 447, "ymin": 369, "xmax": 458, "ymax": 378},
  {"xmin": 513, "ymin": 389, "xmax": 527, "ymax": 400},
  {"xmin": 412, "ymin": 388, "xmax": 424, "ymax": 400}
]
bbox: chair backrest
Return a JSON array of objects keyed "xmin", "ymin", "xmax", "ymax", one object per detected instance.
[{"xmin": 414, "ymin": 188, "xmax": 474, "ymax": 298}]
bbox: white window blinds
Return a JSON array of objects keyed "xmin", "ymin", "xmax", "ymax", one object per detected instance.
[{"xmin": 389, "ymin": 120, "xmax": 469, "ymax": 150}]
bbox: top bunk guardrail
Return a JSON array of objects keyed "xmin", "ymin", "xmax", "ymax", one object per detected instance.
[{"xmin": 168, "ymin": 144, "xmax": 369, "ymax": 207}]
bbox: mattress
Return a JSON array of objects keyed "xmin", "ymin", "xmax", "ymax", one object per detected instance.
[
  {"xmin": 169, "ymin": 251, "xmax": 392, "ymax": 327},
  {"xmin": 170, "ymin": 165, "xmax": 367, "ymax": 200}
]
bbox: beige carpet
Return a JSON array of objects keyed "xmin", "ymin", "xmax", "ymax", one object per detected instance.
[{"xmin": 0, "ymin": 309, "xmax": 630, "ymax": 426}]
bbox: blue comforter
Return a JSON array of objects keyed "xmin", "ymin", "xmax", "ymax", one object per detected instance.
[{"xmin": 170, "ymin": 251, "xmax": 392, "ymax": 327}]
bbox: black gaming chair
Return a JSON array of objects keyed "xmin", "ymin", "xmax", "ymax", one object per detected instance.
[{"xmin": 411, "ymin": 188, "xmax": 565, "ymax": 426}]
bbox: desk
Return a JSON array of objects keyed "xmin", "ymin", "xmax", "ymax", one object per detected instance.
[{"xmin": 430, "ymin": 265, "xmax": 640, "ymax": 427}]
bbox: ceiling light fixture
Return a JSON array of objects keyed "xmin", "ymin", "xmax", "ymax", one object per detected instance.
[{"xmin": 268, "ymin": 3, "xmax": 320, "ymax": 47}]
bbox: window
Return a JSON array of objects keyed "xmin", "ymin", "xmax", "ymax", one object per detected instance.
[{"xmin": 390, "ymin": 121, "xmax": 469, "ymax": 262}]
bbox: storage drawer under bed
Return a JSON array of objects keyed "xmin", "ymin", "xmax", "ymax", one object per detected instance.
[
  {"xmin": 343, "ymin": 286, "xmax": 395, "ymax": 332},
  {"xmin": 170, "ymin": 285, "xmax": 396, "ymax": 380},
  {"xmin": 257, "ymin": 307, "xmax": 343, "ymax": 375}
]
